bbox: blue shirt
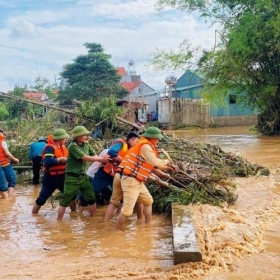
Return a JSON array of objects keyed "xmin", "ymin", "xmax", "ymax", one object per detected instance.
[
  {"xmin": 43, "ymin": 146, "xmax": 59, "ymax": 168},
  {"xmin": 107, "ymin": 141, "xmax": 123, "ymax": 158},
  {"xmin": 29, "ymin": 141, "xmax": 47, "ymax": 160}
]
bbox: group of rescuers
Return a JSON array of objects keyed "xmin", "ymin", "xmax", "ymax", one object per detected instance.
[{"xmin": 0, "ymin": 125, "xmax": 178, "ymax": 230}]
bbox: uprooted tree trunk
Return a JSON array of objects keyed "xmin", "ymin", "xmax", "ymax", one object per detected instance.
[{"xmin": 0, "ymin": 93, "xmax": 144, "ymax": 133}]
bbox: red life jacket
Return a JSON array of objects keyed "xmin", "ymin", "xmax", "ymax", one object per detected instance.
[
  {"xmin": 118, "ymin": 138, "xmax": 158, "ymax": 182},
  {"xmin": 42, "ymin": 135, "xmax": 68, "ymax": 175},
  {"xmin": 0, "ymin": 135, "xmax": 10, "ymax": 167},
  {"xmin": 103, "ymin": 139, "xmax": 128, "ymax": 177}
]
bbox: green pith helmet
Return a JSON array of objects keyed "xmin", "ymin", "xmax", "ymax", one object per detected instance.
[
  {"xmin": 72, "ymin": 126, "xmax": 90, "ymax": 138},
  {"xmin": 52, "ymin": 129, "xmax": 70, "ymax": 140},
  {"xmin": 142, "ymin": 127, "xmax": 163, "ymax": 139}
]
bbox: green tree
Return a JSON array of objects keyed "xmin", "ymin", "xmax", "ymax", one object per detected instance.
[
  {"xmin": 6, "ymin": 86, "xmax": 27, "ymax": 120},
  {"xmin": 0, "ymin": 102, "xmax": 9, "ymax": 120},
  {"xmin": 153, "ymin": 0, "xmax": 280, "ymax": 135},
  {"xmin": 77, "ymin": 95, "xmax": 124, "ymax": 137},
  {"xmin": 4, "ymin": 85, "xmax": 46, "ymax": 120},
  {"xmin": 58, "ymin": 43, "xmax": 127, "ymax": 103},
  {"xmin": 31, "ymin": 76, "xmax": 57, "ymax": 99}
]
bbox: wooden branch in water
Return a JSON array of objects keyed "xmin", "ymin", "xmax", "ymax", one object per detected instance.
[
  {"xmin": 148, "ymin": 175, "xmax": 189, "ymax": 192},
  {"xmin": 160, "ymin": 148, "xmax": 223, "ymax": 201},
  {"xmin": 148, "ymin": 175, "xmax": 169, "ymax": 187},
  {"xmin": 178, "ymin": 170, "xmax": 223, "ymax": 201},
  {"xmin": 169, "ymin": 177, "xmax": 190, "ymax": 190}
]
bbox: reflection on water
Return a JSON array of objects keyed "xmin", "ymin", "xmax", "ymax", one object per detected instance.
[
  {"xmin": 171, "ymin": 126, "xmax": 280, "ymax": 168},
  {"xmin": 168, "ymin": 126, "xmax": 280, "ymax": 280},
  {"xmin": 0, "ymin": 126, "xmax": 280, "ymax": 279},
  {"xmin": 0, "ymin": 186, "xmax": 173, "ymax": 279}
]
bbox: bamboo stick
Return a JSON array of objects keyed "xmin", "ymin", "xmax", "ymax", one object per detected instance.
[
  {"xmin": 148, "ymin": 175, "xmax": 169, "ymax": 187},
  {"xmin": 12, "ymin": 166, "xmax": 33, "ymax": 169},
  {"xmin": 72, "ymin": 98, "xmax": 145, "ymax": 131},
  {"xmin": 116, "ymin": 116, "xmax": 144, "ymax": 131},
  {"xmin": 0, "ymin": 92, "xmax": 76, "ymax": 114},
  {"xmin": 161, "ymin": 148, "xmax": 223, "ymax": 201},
  {"xmin": 0, "ymin": 93, "xmax": 145, "ymax": 133}
]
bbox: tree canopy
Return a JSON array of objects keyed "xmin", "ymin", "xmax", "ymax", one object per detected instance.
[
  {"xmin": 32, "ymin": 76, "xmax": 58, "ymax": 99},
  {"xmin": 58, "ymin": 43, "xmax": 127, "ymax": 103},
  {"xmin": 0, "ymin": 102, "xmax": 9, "ymax": 120},
  {"xmin": 153, "ymin": 0, "xmax": 280, "ymax": 135}
]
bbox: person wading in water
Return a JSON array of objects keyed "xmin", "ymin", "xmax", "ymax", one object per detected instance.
[
  {"xmin": 57, "ymin": 126, "xmax": 109, "ymax": 221},
  {"xmin": 32, "ymin": 129, "xmax": 76, "ymax": 214},
  {"xmin": 29, "ymin": 136, "xmax": 47, "ymax": 188},
  {"xmin": 115, "ymin": 127, "xmax": 178, "ymax": 230},
  {"xmin": 0, "ymin": 128, "xmax": 19, "ymax": 197}
]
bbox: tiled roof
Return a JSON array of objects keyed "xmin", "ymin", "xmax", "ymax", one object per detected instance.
[
  {"xmin": 121, "ymin": 82, "xmax": 141, "ymax": 92},
  {"xmin": 23, "ymin": 92, "xmax": 48, "ymax": 100},
  {"xmin": 116, "ymin": 67, "xmax": 126, "ymax": 76}
]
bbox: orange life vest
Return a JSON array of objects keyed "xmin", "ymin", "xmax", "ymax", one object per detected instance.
[
  {"xmin": 42, "ymin": 135, "xmax": 68, "ymax": 175},
  {"xmin": 0, "ymin": 136, "xmax": 10, "ymax": 167},
  {"xmin": 118, "ymin": 138, "xmax": 158, "ymax": 182},
  {"xmin": 102, "ymin": 139, "xmax": 128, "ymax": 177}
]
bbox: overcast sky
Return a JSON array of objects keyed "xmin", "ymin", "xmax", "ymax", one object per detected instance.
[{"xmin": 0, "ymin": 0, "xmax": 216, "ymax": 92}]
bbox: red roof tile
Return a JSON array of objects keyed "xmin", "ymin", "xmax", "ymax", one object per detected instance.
[
  {"xmin": 23, "ymin": 92, "xmax": 48, "ymax": 99},
  {"xmin": 121, "ymin": 82, "xmax": 141, "ymax": 92},
  {"xmin": 116, "ymin": 67, "xmax": 126, "ymax": 76}
]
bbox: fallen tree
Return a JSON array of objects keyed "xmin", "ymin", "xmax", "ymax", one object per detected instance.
[
  {"xmin": 149, "ymin": 137, "xmax": 269, "ymax": 214},
  {"xmin": 0, "ymin": 93, "xmax": 269, "ymax": 212}
]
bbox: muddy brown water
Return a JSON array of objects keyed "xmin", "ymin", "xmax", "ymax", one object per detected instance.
[{"xmin": 1, "ymin": 126, "xmax": 280, "ymax": 280}]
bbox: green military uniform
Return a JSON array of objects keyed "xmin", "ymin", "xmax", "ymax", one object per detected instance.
[{"xmin": 59, "ymin": 140, "xmax": 96, "ymax": 207}]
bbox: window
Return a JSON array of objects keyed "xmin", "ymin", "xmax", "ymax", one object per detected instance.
[{"xmin": 229, "ymin": 94, "xmax": 236, "ymax": 104}]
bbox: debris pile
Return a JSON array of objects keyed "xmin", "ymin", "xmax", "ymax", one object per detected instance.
[
  {"xmin": 148, "ymin": 137, "xmax": 270, "ymax": 214},
  {"xmin": 5, "ymin": 116, "xmax": 270, "ymax": 214}
]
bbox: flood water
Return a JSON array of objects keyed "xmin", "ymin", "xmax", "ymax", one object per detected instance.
[{"xmin": 1, "ymin": 126, "xmax": 280, "ymax": 280}]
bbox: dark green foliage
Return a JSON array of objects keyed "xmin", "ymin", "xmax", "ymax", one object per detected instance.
[
  {"xmin": 58, "ymin": 43, "xmax": 128, "ymax": 103},
  {"xmin": 6, "ymin": 86, "xmax": 27, "ymax": 120},
  {"xmin": 154, "ymin": 0, "xmax": 280, "ymax": 135},
  {"xmin": 0, "ymin": 102, "xmax": 9, "ymax": 120},
  {"xmin": 76, "ymin": 96, "xmax": 124, "ymax": 138},
  {"xmin": 2, "ymin": 78, "xmax": 58, "ymax": 120}
]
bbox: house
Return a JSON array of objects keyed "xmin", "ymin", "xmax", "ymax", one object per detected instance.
[
  {"xmin": 22, "ymin": 91, "xmax": 51, "ymax": 116},
  {"xmin": 157, "ymin": 70, "xmax": 257, "ymax": 127},
  {"xmin": 23, "ymin": 92, "xmax": 49, "ymax": 101},
  {"xmin": 117, "ymin": 65, "xmax": 154, "ymax": 121}
]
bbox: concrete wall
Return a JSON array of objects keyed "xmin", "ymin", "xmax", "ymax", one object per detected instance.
[
  {"xmin": 158, "ymin": 98, "xmax": 171, "ymax": 124},
  {"xmin": 158, "ymin": 98, "xmax": 257, "ymax": 127},
  {"xmin": 143, "ymin": 92, "xmax": 161, "ymax": 112},
  {"xmin": 158, "ymin": 98, "xmax": 210, "ymax": 126},
  {"xmin": 212, "ymin": 115, "xmax": 257, "ymax": 126}
]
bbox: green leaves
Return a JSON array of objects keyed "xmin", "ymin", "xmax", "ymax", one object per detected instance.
[
  {"xmin": 149, "ymin": 40, "xmax": 196, "ymax": 71},
  {"xmin": 155, "ymin": 0, "xmax": 280, "ymax": 134},
  {"xmin": 58, "ymin": 43, "xmax": 127, "ymax": 103},
  {"xmin": 77, "ymin": 95, "xmax": 124, "ymax": 136},
  {"xmin": 0, "ymin": 102, "xmax": 9, "ymax": 120}
]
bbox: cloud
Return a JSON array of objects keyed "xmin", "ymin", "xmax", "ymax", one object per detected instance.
[
  {"xmin": 0, "ymin": 0, "xmax": 216, "ymax": 92},
  {"xmin": 9, "ymin": 19, "xmax": 40, "ymax": 38},
  {"xmin": 0, "ymin": 1, "xmax": 15, "ymax": 8},
  {"xmin": 78, "ymin": 0, "xmax": 156, "ymax": 20}
]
